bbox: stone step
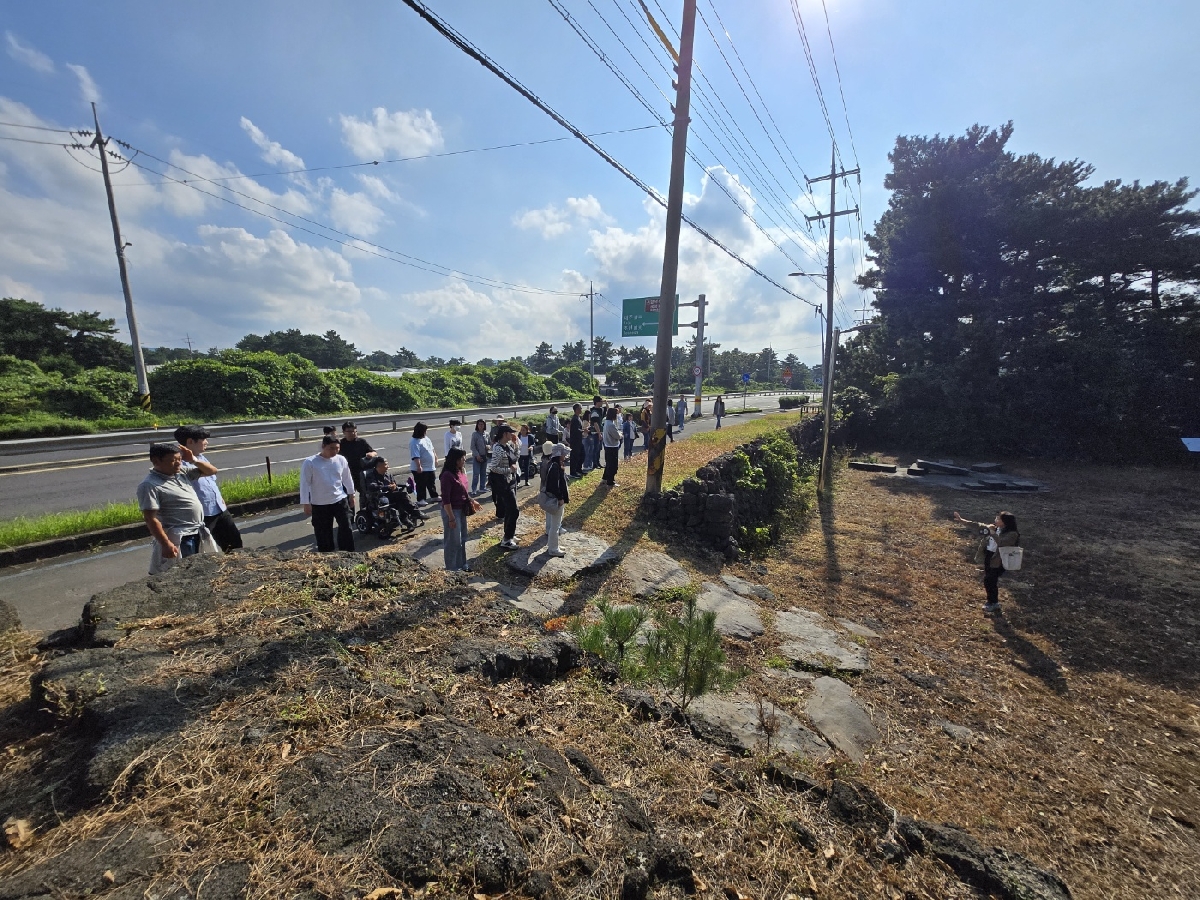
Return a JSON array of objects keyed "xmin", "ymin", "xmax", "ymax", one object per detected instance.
[
  {"xmin": 916, "ymin": 459, "xmax": 970, "ymax": 475},
  {"xmin": 848, "ymin": 461, "xmax": 897, "ymax": 473},
  {"xmin": 906, "ymin": 465, "xmax": 927, "ymax": 476}
]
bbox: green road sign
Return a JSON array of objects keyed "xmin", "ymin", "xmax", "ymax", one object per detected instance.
[{"xmin": 622, "ymin": 296, "xmax": 680, "ymax": 338}]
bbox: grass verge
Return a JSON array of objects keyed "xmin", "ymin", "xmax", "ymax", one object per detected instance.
[{"xmin": 0, "ymin": 469, "xmax": 300, "ymax": 549}]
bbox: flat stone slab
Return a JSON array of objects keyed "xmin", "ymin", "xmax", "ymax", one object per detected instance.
[
  {"xmin": 697, "ymin": 582, "xmax": 764, "ymax": 641},
  {"xmin": 848, "ymin": 461, "xmax": 897, "ymax": 473},
  {"xmin": 689, "ymin": 693, "xmax": 830, "ymax": 760},
  {"xmin": 916, "ymin": 459, "xmax": 970, "ymax": 476},
  {"xmin": 805, "ymin": 676, "xmax": 880, "ymax": 763},
  {"xmin": 776, "ymin": 607, "xmax": 868, "ymax": 673},
  {"xmin": 720, "ymin": 573, "xmax": 776, "ymax": 601},
  {"xmin": 621, "ymin": 549, "xmax": 690, "ymax": 598},
  {"xmin": 969, "ymin": 462, "xmax": 1005, "ymax": 473},
  {"xmin": 506, "ymin": 531, "xmax": 622, "ymax": 579},
  {"xmin": 836, "ymin": 619, "xmax": 881, "ymax": 639},
  {"xmin": 499, "ymin": 585, "xmax": 568, "ymax": 619}
]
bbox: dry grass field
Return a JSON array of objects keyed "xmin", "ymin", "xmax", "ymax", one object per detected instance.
[{"xmin": 0, "ymin": 421, "xmax": 1196, "ymax": 899}]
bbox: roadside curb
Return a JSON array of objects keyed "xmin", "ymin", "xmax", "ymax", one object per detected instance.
[{"xmin": 0, "ymin": 492, "xmax": 301, "ymax": 570}]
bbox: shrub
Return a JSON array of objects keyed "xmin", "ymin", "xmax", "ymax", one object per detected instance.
[
  {"xmin": 325, "ymin": 368, "xmax": 421, "ymax": 412},
  {"xmin": 778, "ymin": 395, "xmax": 811, "ymax": 409},
  {"xmin": 549, "ymin": 365, "xmax": 599, "ymax": 395}
]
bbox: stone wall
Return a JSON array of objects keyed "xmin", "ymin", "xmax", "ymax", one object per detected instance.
[{"xmin": 641, "ymin": 417, "xmax": 825, "ymax": 559}]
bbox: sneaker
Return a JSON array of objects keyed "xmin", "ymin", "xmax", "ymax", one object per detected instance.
[
  {"xmin": 546, "ymin": 550, "xmax": 566, "ymax": 558},
  {"xmin": 500, "ymin": 539, "xmax": 518, "ymax": 550},
  {"xmin": 558, "ymin": 526, "xmax": 568, "ymax": 534},
  {"xmin": 983, "ymin": 602, "xmax": 1001, "ymax": 615}
]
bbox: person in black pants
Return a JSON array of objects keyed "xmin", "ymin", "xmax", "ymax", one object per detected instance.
[
  {"xmin": 568, "ymin": 403, "xmax": 585, "ymax": 479},
  {"xmin": 488, "ymin": 425, "xmax": 521, "ymax": 549},
  {"xmin": 601, "ymin": 407, "xmax": 621, "ymax": 486}
]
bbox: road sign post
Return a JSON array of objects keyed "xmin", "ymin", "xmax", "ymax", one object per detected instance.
[{"xmin": 742, "ymin": 372, "xmax": 750, "ymax": 410}]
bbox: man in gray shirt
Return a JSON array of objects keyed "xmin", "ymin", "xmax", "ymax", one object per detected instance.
[{"xmin": 137, "ymin": 442, "xmax": 215, "ymax": 574}]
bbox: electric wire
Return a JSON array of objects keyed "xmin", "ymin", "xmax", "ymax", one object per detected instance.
[
  {"xmin": 599, "ymin": 0, "xmax": 829, "ymax": 270},
  {"xmin": 0, "ymin": 120, "xmax": 80, "ymax": 133},
  {"xmin": 113, "ymin": 143, "xmax": 583, "ymax": 297},
  {"xmin": 819, "ymin": 0, "xmax": 860, "ymax": 174},
  {"xmin": 563, "ymin": 0, "xmax": 825, "ymax": 272},
  {"xmin": 109, "ymin": 124, "xmax": 662, "ymax": 186},
  {"xmin": 393, "ymin": 0, "xmax": 818, "ymax": 308}
]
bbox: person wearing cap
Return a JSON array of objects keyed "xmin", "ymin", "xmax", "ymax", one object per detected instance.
[
  {"xmin": 301, "ymin": 435, "xmax": 356, "ymax": 553},
  {"xmin": 544, "ymin": 406, "xmax": 562, "ymax": 443},
  {"xmin": 174, "ymin": 425, "xmax": 243, "ymax": 552},
  {"xmin": 137, "ymin": 441, "xmax": 218, "ymax": 574},
  {"xmin": 444, "ymin": 418, "xmax": 464, "ymax": 457},
  {"xmin": 338, "ymin": 421, "xmax": 377, "ymax": 503},
  {"xmin": 488, "ymin": 425, "xmax": 521, "ymax": 549},
  {"xmin": 540, "ymin": 443, "xmax": 570, "ymax": 557},
  {"xmin": 409, "ymin": 422, "xmax": 439, "ymax": 505}
]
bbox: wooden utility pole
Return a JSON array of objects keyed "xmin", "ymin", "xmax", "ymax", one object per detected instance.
[
  {"xmin": 805, "ymin": 146, "xmax": 859, "ymax": 492},
  {"xmin": 646, "ymin": 0, "xmax": 699, "ymax": 494},
  {"xmin": 92, "ymin": 102, "xmax": 151, "ymax": 408}
]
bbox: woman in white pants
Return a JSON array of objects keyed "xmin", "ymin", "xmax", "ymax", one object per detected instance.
[{"xmin": 540, "ymin": 443, "xmax": 570, "ymax": 557}]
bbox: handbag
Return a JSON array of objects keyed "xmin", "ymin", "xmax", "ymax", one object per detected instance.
[
  {"xmin": 463, "ymin": 497, "xmax": 480, "ymax": 517},
  {"xmin": 998, "ymin": 546, "xmax": 1023, "ymax": 571},
  {"xmin": 537, "ymin": 492, "xmax": 561, "ymax": 514}
]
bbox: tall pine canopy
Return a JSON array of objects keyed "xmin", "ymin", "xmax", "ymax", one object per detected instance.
[{"xmin": 845, "ymin": 123, "xmax": 1200, "ymax": 461}]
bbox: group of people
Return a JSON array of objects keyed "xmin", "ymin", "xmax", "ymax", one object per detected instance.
[{"xmin": 136, "ymin": 426, "xmax": 244, "ymax": 575}]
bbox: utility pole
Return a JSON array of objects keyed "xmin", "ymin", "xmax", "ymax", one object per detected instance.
[
  {"xmin": 587, "ymin": 281, "xmax": 595, "ymax": 385},
  {"xmin": 804, "ymin": 146, "xmax": 859, "ymax": 493},
  {"xmin": 647, "ymin": 0, "xmax": 699, "ymax": 494},
  {"xmin": 92, "ymin": 103, "xmax": 151, "ymax": 409},
  {"xmin": 819, "ymin": 323, "xmax": 875, "ymax": 495},
  {"xmin": 692, "ymin": 294, "xmax": 706, "ymax": 416}
]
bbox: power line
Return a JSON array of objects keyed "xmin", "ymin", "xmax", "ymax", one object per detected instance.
[
  {"xmin": 818, "ymin": 0, "xmax": 860, "ymax": 173},
  {"xmin": 109, "ymin": 124, "xmax": 662, "ymax": 187},
  {"xmin": 0, "ymin": 134, "xmax": 83, "ymax": 146},
  {"xmin": 395, "ymin": 0, "xmax": 819, "ymax": 309},
  {"xmin": 559, "ymin": 0, "xmax": 823, "ymax": 271},
  {"xmin": 114, "ymin": 144, "xmax": 583, "ymax": 297},
  {"xmin": 0, "ymin": 120, "xmax": 79, "ymax": 133}
]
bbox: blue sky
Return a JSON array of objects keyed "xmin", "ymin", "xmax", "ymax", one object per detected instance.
[{"xmin": 2, "ymin": 0, "xmax": 1196, "ymax": 368}]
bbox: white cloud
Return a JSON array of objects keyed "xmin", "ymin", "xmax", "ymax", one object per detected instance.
[
  {"xmin": 239, "ymin": 117, "xmax": 306, "ymax": 176},
  {"xmin": 159, "ymin": 148, "xmax": 313, "ymax": 218},
  {"xmin": 328, "ymin": 189, "xmax": 385, "ymax": 236},
  {"xmin": 339, "ymin": 107, "xmax": 444, "ymax": 160},
  {"xmin": 513, "ymin": 194, "xmax": 614, "ymax": 239},
  {"xmin": 5, "ymin": 32, "xmax": 54, "ymax": 73},
  {"xmin": 65, "ymin": 63, "xmax": 100, "ymax": 103}
]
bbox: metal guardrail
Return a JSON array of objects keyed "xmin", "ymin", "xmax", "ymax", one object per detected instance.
[{"xmin": 0, "ymin": 390, "xmax": 813, "ymax": 457}]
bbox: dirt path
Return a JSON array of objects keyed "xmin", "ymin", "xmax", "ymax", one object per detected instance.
[{"xmin": 756, "ymin": 460, "xmax": 1200, "ymax": 899}]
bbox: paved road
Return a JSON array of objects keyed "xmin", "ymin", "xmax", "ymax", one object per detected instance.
[
  {"xmin": 0, "ymin": 398, "xmax": 782, "ymax": 519},
  {"xmin": 2, "ymin": 405, "xmax": 787, "ymax": 634}
]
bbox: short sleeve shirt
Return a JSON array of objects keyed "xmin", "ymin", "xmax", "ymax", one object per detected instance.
[{"xmin": 137, "ymin": 470, "xmax": 204, "ymax": 532}]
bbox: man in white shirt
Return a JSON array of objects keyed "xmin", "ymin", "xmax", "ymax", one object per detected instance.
[{"xmin": 300, "ymin": 435, "xmax": 357, "ymax": 552}]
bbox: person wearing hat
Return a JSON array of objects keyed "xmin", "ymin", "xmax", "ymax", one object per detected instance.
[
  {"xmin": 444, "ymin": 418, "xmax": 464, "ymax": 457},
  {"xmin": 363, "ymin": 457, "xmax": 424, "ymax": 531},
  {"xmin": 489, "ymin": 414, "xmax": 508, "ymax": 444},
  {"xmin": 488, "ymin": 424, "xmax": 521, "ymax": 549},
  {"xmin": 540, "ymin": 443, "xmax": 570, "ymax": 557}
]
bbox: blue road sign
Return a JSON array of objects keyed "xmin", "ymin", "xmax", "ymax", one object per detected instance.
[{"xmin": 742, "ymin": 373, "xmax": 751, "ymax": 385}]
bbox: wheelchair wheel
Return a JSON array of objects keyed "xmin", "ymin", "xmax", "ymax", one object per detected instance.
[{"xmin": 354, "ymin": 512, "xmax": 370, "ymax": 534}]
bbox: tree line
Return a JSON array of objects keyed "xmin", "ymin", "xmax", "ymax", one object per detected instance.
[{"xmin": 839, "ymin": 123, "xmax": 1199, "ymax": 463}]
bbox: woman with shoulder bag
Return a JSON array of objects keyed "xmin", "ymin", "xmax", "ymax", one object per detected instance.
[
  {"xmin": 440, "ymin": 448, "xmax": 476, "ymax": 572},
  {"xmin": 488, "ymin": 426, "xmax": 521, "ymax": 549},
  {"xmin": 953, "ymin": 510, "xmax": 1021, "ymax": 615},
  {"xmin": 540, "ymin": 444, "xmax": 570, "ymax": 558}
]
